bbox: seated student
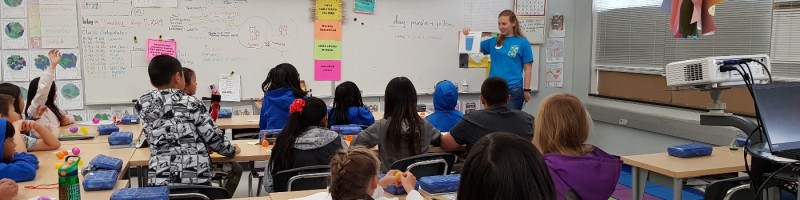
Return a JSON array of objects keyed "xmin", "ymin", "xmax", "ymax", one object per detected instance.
[
  {"xmin": 328, "ymin": 81, "xmax": 375, "ymax": 127},
  {"xmin": 262, "ymin": 97, "xmax": 347, "ymax": 193},
  {"xmin": 352, "ymin": 77, "xmax": 442, "ymax": 171},
  {"xmin": 534, "ymin": 93, "xmax": 622, "ymax": 200},
  {"xmin": 136, "ymin": 55, "xmax": 241, "ymax": 188},
  {"xmin": 440, "ymin": 77, "xmax": 534, "ymax": 152},
  {"xmin": 0, "ymin": 94, "xmax": 59, "ymax": 152},
  {"xmin": 26, "ymin": 50, "xmax": 74, "ymax": 129},
  {"xmin": 426, "ymin": 80, "xmax": 463, "ymax": 132},
  {"xmin": 457, "ymin": 132, "xmax": 555, "ymax": 200},
  {"xmin": 0, "ymin": 83, "xmax": 26, "ymax": 116},
  {"xmin": 182, "ymin": 67, "xmax": 197, "ymax": 96},
  {"xmin": 0, "ymin": 118, "xmax": 39, "ymax": 182},
  {"xmin": 260, "ymin": 63, "xmax": 307, "ymax": 130},
  {"xmin": 0, "ymin": 178, "xmax": 17, "ymax": 200},
  {"xmin": 328, "ymin": 147, "xmax": 424, "ymax": 200}
]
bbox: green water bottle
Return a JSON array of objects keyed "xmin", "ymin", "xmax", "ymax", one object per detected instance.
[{"xmin": 58, "ymin": 156, "xmax": 81, "ymax": 200}]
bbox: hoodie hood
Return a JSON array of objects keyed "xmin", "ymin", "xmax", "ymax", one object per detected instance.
[
  {"xmin": 260, "ymin": 87, "xmax": 300, "ymax": 130},
  {"xmin": 544, "ymin": 147, "xmax": 623, "ymax": 200},
  {"xmin": 137, "ymin": 89, "xmax": 189, "ymax": 123},
  {"xmin": 0, "ymin": 118, "xmax": 6, "ymax": 157},
  {"xmin": 433, "ymin": 81, "xmax": 458, "ymax": 112},
  {"xmin": 294, "ymin": 127, "xmax": 341, "ymax": 150}
]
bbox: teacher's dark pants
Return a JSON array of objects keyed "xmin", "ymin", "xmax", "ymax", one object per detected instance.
[{"xmin": 509, "ymin": 88, "xmax": 525, "ymax": 110}]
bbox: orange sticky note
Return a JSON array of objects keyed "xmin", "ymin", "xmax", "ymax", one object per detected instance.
[{"xmin": 315, "ymin": 20, "xmax": 342, "ymax": 40}]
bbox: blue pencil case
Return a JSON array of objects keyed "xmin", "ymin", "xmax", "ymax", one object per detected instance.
[
  {"xmin": 218, "ymin": 109, "xmax": 232, "ymax": 118},
  {"xmin": 88, "ymin": 154, "xmax": 123, "ymax": 172},
  {"xmin": 331, "ymin": 124, "xmax": 362, "ymax": 135},
  {"xmin": 97, "ymin": 124, "xmax": 120, "ymax": 135},
  {"xmin": 83, "ymin": 170, "xmax": 118, "ymax": 191},
  {"xmin": 378, "ymin": 173, "xmax": 420, "ymax": 195},
  {"xmin": 667, "ymin": 143, "xmax": 713, "ymax": 158},
  {"xmin": 111, "ymin": 186, "xmax": 169, "ymax": 200},
  {"xmin": 121, "ymin": 115, "xmax": 140, "ymax": 125},
  {"xmin": 108, "ymin": 131, "xmax": 133, "ymax": 145},
  {"xmin": 419, "ymin": 174, "xmax": 461, "ymax": 194}
]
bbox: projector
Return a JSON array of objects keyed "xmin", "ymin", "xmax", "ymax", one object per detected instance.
[{"xmin": 665, "ymin": 55, "xmax": 771, "ymax": 90}]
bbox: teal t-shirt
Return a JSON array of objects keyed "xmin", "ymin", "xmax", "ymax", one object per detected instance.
[{"xmin": 480, "ymin": 36, "xmax": 534, "ymax": 89}]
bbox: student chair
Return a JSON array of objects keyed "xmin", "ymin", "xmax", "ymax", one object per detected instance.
[
  {"xmin": 703, "ymin": 176, "xmax": 753, "ymax": 200},
  {"xmin": 389, "ymin": 153, "xmax": 458, "ymax": 178},
  {"xmin": 168, "ymin": 185, "xmax": 231, "ymax": 200},
  {"xmin": 272, "ymin": 165, "xmax": 331, "ymax": 192}
]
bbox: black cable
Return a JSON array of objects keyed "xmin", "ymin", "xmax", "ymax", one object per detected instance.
[
  {"xmin": 744, "ymin": 59, "xmax": 772, "ymax": 83},
  {"xmin": 754, "ymin": 162, "xmax": 800, "ymax": 199}
]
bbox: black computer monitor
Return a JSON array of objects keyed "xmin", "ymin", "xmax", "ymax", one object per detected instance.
[{"xmin": 753, "ymin": 82, "xmax": 800, "ymax": 153}]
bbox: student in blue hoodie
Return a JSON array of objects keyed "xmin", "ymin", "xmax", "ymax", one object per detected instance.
[
  {"xmin": 533, "ymin": 93, "xmax": 622, "ymax": 200},
  {"xmin": 426, "ymin": 80, "xmax": 463, "ymax": 132},
  {"xmin": 260, "ymin": 63, "xmax": 307, "ymax": 130},
  {"xmin": 0, "ymin": 118, "xmax": 39, "ymax": 182},
  {"xmin": 328, "ymin": 81, "xmax": 374, "ymax": 127}
]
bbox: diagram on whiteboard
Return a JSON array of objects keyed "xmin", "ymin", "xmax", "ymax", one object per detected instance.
[{"xmin": 238, "ymin": 16, "xmax": 298, "ymax": 53}]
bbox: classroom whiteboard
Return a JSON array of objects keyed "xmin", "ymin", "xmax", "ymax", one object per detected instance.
[{"xmin": 78, "ymin": 0, "xmax": 489, "ymax": 104}]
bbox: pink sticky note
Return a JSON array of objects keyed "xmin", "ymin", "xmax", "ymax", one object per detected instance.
[
  {"xmin": 146, "ymin": 39, "xmax": 177, "ymax": 60},
  {"xmin": 315, "ymin": 60, "xmax": 341, "ymax": 81}
]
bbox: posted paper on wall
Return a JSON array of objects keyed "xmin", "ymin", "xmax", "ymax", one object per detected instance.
[
  {"xmin": 219, "ymin": 74, "xmax": 241, "ymax": 102},
  {"xmin": 354, "ymin": 0, "xmax": 374, "ymax": 14},
  {"xmin": 28, "ymin": 50, "xmax": 49, "ymax": 80},
  {"xmin": 2, "ymin": 51, "xmax": 29, "ymax": 81},
  {"xmin": 2, "ymin": 19, "xmax": 29, "ymax": 49},
  {"xmin": 55, "ymin": 49, "xmax": 81, "ymax": 80},
  {"xmin": 111, "ymin": 106, "xmax": 134, "ymax": 118},
  {"xmin": 514, "ymin": 0, "xmax": 546, "ymax": 16},
  {"xmin": 67, "ymin": 110, "xmax": 88, "ymax": 122},
  {"xmin": 1, "ymin": 0, "xmax": 27, "ymax": 18},
  {"xmin": 518, "ymin": 16, "xmax": 545, "ymax": 44},
  {"xmin": 546, "ymin": 38, "xmax": 564, "ymax": 63},
  {"xmin": 87, "ymin": 109, "xmax": 112, "ymax": 120},
  {"xmin": 550, "ymin": 14, "xmax": 565, "ymax": 38},
  {"xmin": 133, "ymin": 0, "xmax": 177, "ymax": 8},
  {"xmin": 146, "ymin": 39, "xmax": 177, "ymax": 60},
  {"xmin": 545, "ymin": 63, "xmax": 563, "ymax": 88},
  {"xmin": 56, "ymin": 80, "xmax": 84, "ymax": 110},
  {"xmin": 37, "ymin": 3, "xmax": 80, "ymax": 48}
]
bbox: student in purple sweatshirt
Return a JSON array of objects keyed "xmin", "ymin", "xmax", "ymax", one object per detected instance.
[{"xmin": 533, "ymin": 93, "xmax": 622, "ymax": 200}]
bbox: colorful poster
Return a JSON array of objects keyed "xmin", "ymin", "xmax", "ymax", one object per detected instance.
[
  {"xmin": 56, "ymin": 80, "xmax": 83, "ymax": 110},
  {"xmin": 314, "ymin": 20, "xmax": 342, "ymax": 40},
  {"xmin": 550, "ymin": 13, "xmax": 565, "ymax": 38},
  {"xmin": 314, "ymin": 40, "xmax": 342, "ymax": 60},
  {"xmin": 55, "ymin": 49, "xmax": 80, "ymax": 80},
  {"xmin": 1, "ymin": 0, "xmax": 27, "ymax": 18},
  {"xmin": 67, "ymin": 110, "xmax": 87, "ymax": 122},
  {"xmin": 354, "ymin": 0, "xmax": 375, "ymax": 14},
  {"xmin": 458, "ymin": 32, "xmax": 481, "ymax": 54},
  {"xmin": 2, "ymin": 19, "xmax": 29, "ymax": 49},
  {"xmin": 545, "ymin": 63, "xmax": 563, "ymax": 88},
  {"xmin": 2, "ymin": 51, "xmax": 29, "ymax": 81},
  {"xmin": 146, "ymin": 39, "xmax": 177, "ymax": 60},
  {"xmin": 315, "ymin": 0, "xmax": 342, "ymax": 20},
  {"xmin": 546, "ymin": 38, "xmax": 564, "ymax": 63},
  {"xmin": 314, "ymin": 60, "xmax": 341, "ymax": 81},
  {"xmin": 87, "ymin": 109, "xmax": 112, "ymax": 120}
]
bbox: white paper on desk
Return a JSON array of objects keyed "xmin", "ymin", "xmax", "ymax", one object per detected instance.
[
  {"xmin": 219, "ymin": 74, "xmax": 241, "ymax": 102},
  {"xmin": 290, "ymin": 192, "xmax": 333, "ymax": 200},
  {"xmin": 133, "ymin": 0, "xmax": 177, "ymax": 8}
]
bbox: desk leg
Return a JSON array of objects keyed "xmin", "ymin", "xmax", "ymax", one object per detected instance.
[
  {"xmin": 672, "ymin": 178, "xmax": 682, "ymax": 200},
  {"xmin": 631, "ymin": 167, "xmax": 648, "ymax": 200},
  {"xmin": 248, "ymin": 161, "xmax": 255, "ymax": 197}
]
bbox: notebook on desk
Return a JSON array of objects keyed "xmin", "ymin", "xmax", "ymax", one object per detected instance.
[{"xmin": 752, "ymin": 82, "xmax": 800, "ymax": 159}]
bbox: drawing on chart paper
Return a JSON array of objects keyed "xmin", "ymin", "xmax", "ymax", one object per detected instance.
[
  {"xmin": 6, "ymin": 54, "xmax": 25, "ymax": 70},
  {"xmin": 546, "ymin": 38, "xmax": 564, "ymax": 63},
  {"xmin": 56, "ymin": 81, "xmax": 83, "ymax": 110},
  {"xmin": 60, "ymin": 83, "xmax": 80, "ymax": 99},
  {"xmin": 550, "ymin": 14, "xmax": 565, "ymax": 38},
  {"xmin": 4, "ymin": 22, "xmax": 23, "ymax": 39},
  {"xmin": 545, "ymin": 63, "xmax": 563, "ymax": 88},
  {"xmin": 33, "ymin": 54, "xmax": 49, "ymax": 70},
  {"xmin": 365, "ymin": 102, "xmax": 380, "ymax": 113},
  {"xmin": 59, "ymin": 53, "xmax": 77, "ymax": 69}
]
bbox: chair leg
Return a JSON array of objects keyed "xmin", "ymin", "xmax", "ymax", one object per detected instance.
[
  {"xmin": 257, "ymin": 176, "xmax": 263, "ymax": 196},
  {"xmin": 248, "ymin": 171, "xmax": 253, "ymax": 197}
]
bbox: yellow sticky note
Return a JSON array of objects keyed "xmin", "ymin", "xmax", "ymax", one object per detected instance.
[
  {"xmin": 316, "ymin": 0, "xmax": 342, "ymax": 20},
  {"xmin": 210, "ymin": 152, "xmax": 224, "ymax": 158}
]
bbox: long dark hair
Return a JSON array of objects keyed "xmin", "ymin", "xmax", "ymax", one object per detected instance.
[
  {"xmin": 262, "ymin": 63, "xmax": 306, "ymax": 98},
  {"xmin": 0, "ymin": 83, "xmax": 23, "ymax": 115},
  {"xmin": 26, "ymin": 77, "xmax": 64, "ymax": 122},
  {"xmin": 457, "ymin": 132, "xmax": 556, "ymax": 200},
  {"xmin": 331, "ymin": 81, "xmax": 364, "ymax": 126},
  {"xmin": 269, "ymin": 97, "xmax": 327, "ymax": 176},
  {"xmin": 384, "ymin": 77, "xmax": 423, "ymax": 160}
]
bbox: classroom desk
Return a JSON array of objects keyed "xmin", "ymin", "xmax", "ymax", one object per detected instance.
[
  {"xmin": 216, "ymin": 115, "xmax": 260, "ymax": 129},
  {"xmin": 129, "ymin": 139, "xmax": 270, "ymax": 189},
  {"xmin": 18, "ymin": 144, "xmax": 136, "ymax": 199},
  {"xmin": 622, "ymin": 147, "xmax": 746, "ymax": 200},
  {"xmin": 57, "ymin": 124, "xmax": 143, "ymax": 145},
  {"xmin": 269, "ymin": 189, "xmax": 409, "ymax": 200}
]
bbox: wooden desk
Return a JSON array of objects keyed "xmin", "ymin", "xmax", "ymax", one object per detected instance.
[
  {"xmin": 18, "ymin": 144, "xmax": 136, "ymax": 199},
  {"xmin": 269, "ymin": 189, "xmax": 408, "ymax": 200},
  {"xmin": 216, "ymin": 115, "xmax": 260, "ymax": 129},
  {"xmin": 622, "ymin": 147, "xmax": 746, "ymax": 200},
  {"xmin": 57, "ymin": 124, "xmax": 143, "ymax": 145}
]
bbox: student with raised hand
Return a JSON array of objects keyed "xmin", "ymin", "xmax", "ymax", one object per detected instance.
[
  {"xmin": 426, "ymin": 80, "xmax": 463, "ymax": 132},
  {"xmin": 328, "ymin": 147, "xmax": 424, "ymax": 200},
  {"xmin": 534, "ymin": 93, "xmax": 622, "ymax": 200},
  {"xmin": 328, "ymin": 81, "xmax": 375, "ymax": 127},
  {"xmin": 136, "ymin": 55, "xmax": 241, "ymax": 188},
  {"xmin": 440, "ymin": 77, "xmax": 533, "ymax": 152},
  {"xmin": 352, "ymin": 77, "xmax": 441, "ymax": 172},
  {"xmin": 182, "ymin": 67, "xmax": 197, "ymax": 96},
  {"xmin": 0, "ymin": 94, "xmax": 59, "ymax": 152},
  {"xmin": 262, "ymin": 97, "xmax": 346, "ymax": 194},
  {"xmin": 0, "ymin": 118, "xmax": 39, "ymax": 182},
  {"xmin": 463, "ymin": 10, "xmax": 534, "ymax": 110},
  {"xmin": 26, "ymin": 49, "xmax": 74, "ymax": 129},
  {"xmin": 260, "ymin": 63, "xmax": 307, "ymax": 130},
  {"xmin": 457, "ymin": 132, "xmax": 555, "ymax": 200}
]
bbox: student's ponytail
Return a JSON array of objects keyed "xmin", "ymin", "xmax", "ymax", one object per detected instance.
[
  {"xmin": 496, "ymin": 10, "xmax": 525, "ymax": 47},
  {"xmin": 268, "ymin": 97, "xmax": 327, "ymax": 176},
  {"xmin": 329, "ymin": 147, "xmax": 380, "ymax": 200}
]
